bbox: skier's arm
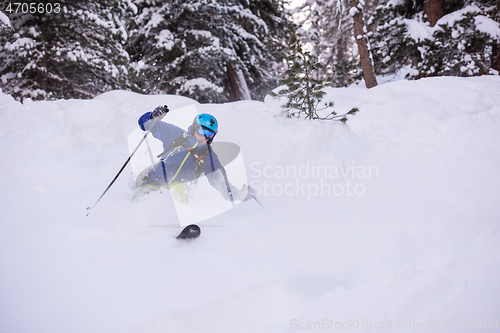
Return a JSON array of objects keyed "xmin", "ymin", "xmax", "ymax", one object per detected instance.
[
  {"xmin": 138, "ymin": 107, "xmax": 183, "ymax": 149},
  {"xmin": 138, "ymin": 113, "xmax": 170, "ymax": 143},
  {"xmin": 204, "ymin": 151, "xmax": 248, "ymax": 201},
  {"xmin": 207, "ymin": 168, "xmax": 248, "ymax": 201}
]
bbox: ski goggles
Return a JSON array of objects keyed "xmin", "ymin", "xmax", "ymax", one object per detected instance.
[{"xmin": 196, "ymin": 125, "xmax": 216, "ymax": 140}]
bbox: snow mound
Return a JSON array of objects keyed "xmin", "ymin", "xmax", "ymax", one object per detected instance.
[{"xmin": 1, "ymin": 76, "xmax": 500, "ymax": 333}]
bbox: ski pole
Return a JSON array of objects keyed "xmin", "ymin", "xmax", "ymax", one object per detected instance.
[
  {"xmin": 252, "ymin": 195, "xmax": 263, "ymax": 207},
  {"xmin": 86, "ymin": 118, "xmax": 159, "ymax": 216}
]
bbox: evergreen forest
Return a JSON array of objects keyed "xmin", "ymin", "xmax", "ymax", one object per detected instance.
[{"xmin": 1, "ymin": 0, "xmax": 499, "ymax": 102}]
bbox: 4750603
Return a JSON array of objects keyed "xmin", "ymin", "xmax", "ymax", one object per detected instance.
[
  {"xmin": 444, "ymin": 319, "xmax": 498, "ymax": 330},
  {"xmin": 4, "ymin": 2, "xmax": 61, "ymax": 14}
]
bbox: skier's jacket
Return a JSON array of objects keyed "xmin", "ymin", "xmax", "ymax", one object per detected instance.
[{"xmin": 138, "ymin": 112, "xmax": 242, "ymax": 201}]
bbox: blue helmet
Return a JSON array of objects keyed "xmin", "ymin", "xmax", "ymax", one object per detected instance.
[{"xmin": 192, "ymin": 113, "xmax": 218, "ymax": 143}]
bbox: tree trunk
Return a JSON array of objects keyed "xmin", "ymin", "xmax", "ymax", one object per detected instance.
[
  {"xmin": 37, "ymin": 21, "xmax": 48, "ymax": 93},
  {"xmin": 337, "ymin": 36, "xmax": 346, "ymax": 65},
  {"xmin": 492, "ymin": 42, "xmax": 500, "ymax": 73},
  {"xmin": 226, "ymin": 61, "xmax": 241, "ymax": 101},
  {"xmin": 491, "ymin": 0, "xmax": 500, "ymax": 72},
  {"xmin": 305, "ymin": 63, "xmax": 314, "ymax": 119},
  {"xmin": 351, "ymin": 0, "xmax": 378, "ymax": 89},
  {"xmin": 424, "ymin": 0, "xmax": 444, "ymax": 27}
]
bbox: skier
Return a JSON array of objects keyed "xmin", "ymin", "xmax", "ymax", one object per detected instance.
[{"xmin": 137, "ymin": 105, "xmax": 255, "ymax": 203}]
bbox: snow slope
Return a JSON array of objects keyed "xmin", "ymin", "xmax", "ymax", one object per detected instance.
[{"xmin": 1, "ymin": 76, "xmax": 500, "ymax": 333}]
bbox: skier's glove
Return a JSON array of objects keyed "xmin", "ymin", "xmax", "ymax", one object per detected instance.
[
  {"xmin": 151, "ymin": 105, "xmax": 169, "ymax": 119},
  {"xmin": 242, "ymin": 185, "xmax": 257, "ymax": 202}
]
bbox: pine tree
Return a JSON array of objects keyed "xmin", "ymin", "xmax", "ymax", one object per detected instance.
[
  {"xmin": 369, "ymin": 0, "xmax": 422, "ymax": 75},
  {"xmin": 126, "ymin": 0, "xmax": 292, "ymax": 103},
  {"xmin": 0, "ymin": 1, "xmax": 136, "ymax": 100},
  {"xmin": 370, "ymin": 0, "xmax": 500, "ymax": 78},
  {"xmin": 418, "ymin": 6, "xmax": 500, "ymax": 77},
  {"xmin": 269, "ymin": 35, "xmax": 358, "ymax": 122},
  {"xmin": 293, "ymin": 0, "xmax": 355, "ymax": 86}
]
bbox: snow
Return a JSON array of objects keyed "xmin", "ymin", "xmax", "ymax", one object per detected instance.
[
  {"xmin": 155, "ymin": 29, "xmax": 175, "ymax": 50},
  {"xmin": 397, "ymin": 5, "xmax": 500, "ymax": 43},
  {"xmin": 474, "ymin": 15, "xmax": 500, "ymax": 39},
  {"xmin": 403, "ymin": 18, "xmax": 434, "ymax": 42},
  {"xmin": 352, "ymin": 43, "xmax": 359, "ymax": 56},
  {"xmin": 0, "ymin": 10, "xmax": 11, "ymax": 28},
  {"xmin": 436, "ymin": 5, "xmax": 481, "ymax": 27},
  {"xmin": 187, "ymin": 29, "xmax": 212, "ymax": 39},
  {"xmin": 1, "ymin": 75, "xmax": 500, "ymax": 333},
  {"xmin": 124, "ymin": 0, "xmax": 138, "ymax": 15},
  {"xmin": 4, "ymin": 37, "xmax": 34, "ymax": 51},
  {"xmin": 1, "ymin": 72, "xmax": 16, "ymax": 84},
  {"xmin": 228, "ymin": 6, "xmax": 269, "ymax": 34},
  {"xmin": 143, "ymin": 12, "xmax": 164, "ymax": 37},
  {"xmin": 387, "ymin": 0, "xmax": 405, "ymax": 6},
  {"xmin": 179, "ymin": 77, "xmax": 224, "ymax": 94}
]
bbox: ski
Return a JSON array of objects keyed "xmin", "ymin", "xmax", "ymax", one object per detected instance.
[{"xmin": 176, "ymin": 224, "xmax": 201, "ymax": 239}]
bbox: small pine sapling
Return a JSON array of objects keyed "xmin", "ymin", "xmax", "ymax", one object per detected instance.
[{"xmin": 269, "ymin": 34, "xmax": 359, "ymax": 122}]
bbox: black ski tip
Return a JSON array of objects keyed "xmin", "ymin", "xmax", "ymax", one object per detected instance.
[{"xmin": 176, "ymin": 224, "xmax": 201, "ymax": 239}]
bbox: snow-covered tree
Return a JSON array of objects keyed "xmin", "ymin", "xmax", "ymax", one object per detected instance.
[
  {"xmin": 370, "ymin": 0, "xmax": 500, "ymax": 78},
  {"xmin": 292, "ymin": 0, "xmax": 380, "ymax": 87},
  {"xmin": 127, "ymin": 0, "xmax": 292, "ymax": 103},
  {"xmin": 293, "ymin": 0, "xmax": 359, "ymax": 86},
  {"xmin": 368, "ymin": 0, "xmax": 420, "ymax": 75},
  {"xmin": 0, "ymin": 1, "xmax": 136, "ymax": 100}
]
